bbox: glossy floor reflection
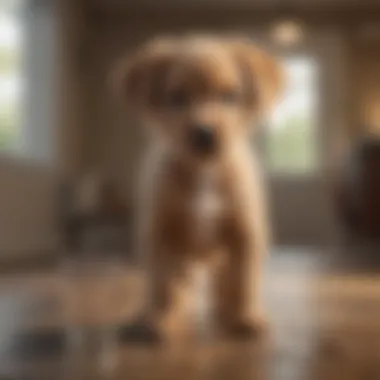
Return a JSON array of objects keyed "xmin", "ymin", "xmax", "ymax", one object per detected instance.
[{"xmin": 0, "ymin": 249, "xmax": 380, "ymax": 380}]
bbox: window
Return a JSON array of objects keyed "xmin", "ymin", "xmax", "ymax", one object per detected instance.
[
  {"xmin": 0, "ymin": 0, "xmax": 23, "ymax": 152},
  {"xmin": 1, "ymin": 0, "xmax": 56, "ymax": 162},
  {"xmin": 266, "ymin": 57, "xmax": 319, "ymax": 174}
]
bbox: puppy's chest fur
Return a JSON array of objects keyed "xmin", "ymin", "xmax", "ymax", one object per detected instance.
[
  {"xmin": 190, "ymin": 168, "xmax": 224, "ymax": 245},
  {"xmin": 163, "ymin": 166, "xmax": 226, "ymax": 252}
]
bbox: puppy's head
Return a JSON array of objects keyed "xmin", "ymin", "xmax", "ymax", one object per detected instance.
[{"xmin": 113, "ymin": 36, "xmax": 283, "ymax": 161}]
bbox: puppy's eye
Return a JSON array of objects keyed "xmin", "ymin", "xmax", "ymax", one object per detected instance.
[
  {"xmin": 219, "ymin": 90, "xmax": 240, "ymax": 104},
  {"xmin": 167, "ymin": 90, "xmax": 188, "ymax": 108}
]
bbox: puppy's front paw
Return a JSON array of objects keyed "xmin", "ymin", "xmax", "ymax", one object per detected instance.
[
  {"xmin": 118, "ymin": 320, "xmax": 161, "ymax": 345},
  {"xmin": 225, "ymin": 315, "xmax": 269, "ymax": 340}
]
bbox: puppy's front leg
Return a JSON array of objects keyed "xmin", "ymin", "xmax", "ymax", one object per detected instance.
[
  {"xmin": 215, "ymin": 220, "xmax": 267, "ymax": 339},
  {"xmin": 122, "ymin": 247, "xmax": 192, "ymax": 344},
  {"xmin": 144, "ymin": 252, "xmax": 192, "ymax": 340}
]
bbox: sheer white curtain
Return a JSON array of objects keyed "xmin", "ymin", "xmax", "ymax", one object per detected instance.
[{"xmin": 21, "ymin": 0, "xmax": 57, "ymax": 165}]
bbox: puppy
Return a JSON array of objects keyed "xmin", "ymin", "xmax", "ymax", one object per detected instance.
[{"xmin": 114, "ymin": 35, "xmax": 283, "ymax": 342}]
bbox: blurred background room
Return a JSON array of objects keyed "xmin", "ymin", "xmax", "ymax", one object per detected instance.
[{"xmin": 0, "ymin": 0, "xmax": 380, "ymax": 379}]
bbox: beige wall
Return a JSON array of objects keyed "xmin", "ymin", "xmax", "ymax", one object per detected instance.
[{"xmin": 0, "ymin": 157, "xmax": 58, "ymax": 259}]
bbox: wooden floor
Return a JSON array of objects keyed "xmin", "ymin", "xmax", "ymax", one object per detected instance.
[{"xmin": 0, "ymin": 248, "xmax": 380, "ymax": 380}]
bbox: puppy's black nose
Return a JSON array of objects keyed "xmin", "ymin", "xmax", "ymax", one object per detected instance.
[{"xmin": 189, "ymin": 124, "xmax": 216, "ymax": 155}]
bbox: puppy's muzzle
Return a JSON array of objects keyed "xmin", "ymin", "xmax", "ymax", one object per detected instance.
[{"xmin": 188, "ymin": 124, "xmax": 217, "ymax": 156}]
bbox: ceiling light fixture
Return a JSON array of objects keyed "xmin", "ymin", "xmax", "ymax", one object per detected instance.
[
  {"xmin": 270, "ymin": 2, "xmax": 305, "ymax": 47},
  {"xmin": 271, "ymin": 18, "xmax": 305, "ymax": 46}
]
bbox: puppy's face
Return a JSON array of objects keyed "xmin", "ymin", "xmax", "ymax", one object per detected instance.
[{"xmin": 114, "ymin": 37, "xmax": 282, "ymax": 162}]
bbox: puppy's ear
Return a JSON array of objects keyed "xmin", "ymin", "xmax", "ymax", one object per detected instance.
[
  {"xmin": 111, "ymin": 39, "xmax": 175, "ymax": 111},
  {"xmin": 229, "ymin": 41, "xmax": 284, "ymax": 118}
]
